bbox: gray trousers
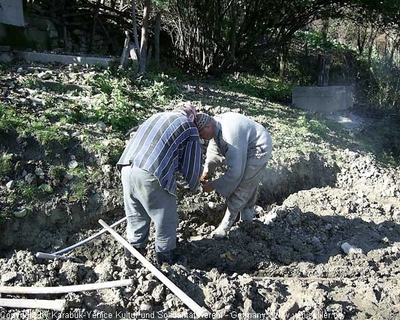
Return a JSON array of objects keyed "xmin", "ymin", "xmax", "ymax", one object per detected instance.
[
  {"xmin": 121, "ymin": 165, "xmax": 178, "ymax": 253},
  {"xmin": 227, "ymin": 162, "xmax": 267, "ymax": 215}
]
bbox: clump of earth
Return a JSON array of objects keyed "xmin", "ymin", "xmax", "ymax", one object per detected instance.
[{"xmin": 1, "ymin": 62, "xmax": 400, "ymax": 320}]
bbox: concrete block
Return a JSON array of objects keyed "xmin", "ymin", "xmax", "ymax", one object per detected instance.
[
  {"xmin": 15, "ymin": 51, "xmax": 118, "ymax": 68},
  {"xmin": 292, "ymin": 86, "xmax": 353, "ymax": 114},
  {"xmin": 0, "ymin": 51, "xmax": 13, "ymax": 63}
]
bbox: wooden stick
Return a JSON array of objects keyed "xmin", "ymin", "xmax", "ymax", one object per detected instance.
[
  {"xmin": 98, "ymin": 219, "xmax": 211, "ymax": 318},
  {"xmin": 0, "ymin": 298, "xmax": 65, "ymax": 311},
  {"xmin": 0, "ymin": 279, "xmax": 133, "ymax": 295}
]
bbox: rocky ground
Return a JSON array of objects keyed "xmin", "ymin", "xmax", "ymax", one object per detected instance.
[{"xmin": 0, "ymin": 61, "xmax": 400, "ymax": 319}]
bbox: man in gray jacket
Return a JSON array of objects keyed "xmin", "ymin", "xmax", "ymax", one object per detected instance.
[{"xmin": 196, "ymin": 112, "xmax": 272, "ymax": 239}]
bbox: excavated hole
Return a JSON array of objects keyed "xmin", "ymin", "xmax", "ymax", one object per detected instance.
[
  {"xmin": 174, "ymin": 152, "xmax": 340, "ymax": 273},
  {"xmin": 3, "ymin": 154, "xmax": 338, "ymax": 258},
  {"xmin": 1, "ymin": 151, "xmax": 340, "ymax": 275},
  {"xmin": 179, "ymin": 151, "xmax": 339, "ymax": 227}
]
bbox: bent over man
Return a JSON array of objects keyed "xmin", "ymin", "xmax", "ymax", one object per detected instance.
[
  {"xmin": 117, "ymin": 104, "xmax": 202, "ymax": 265},
  {"xmin": 196, "ymin": 112, "xmax": 272, "ymax": 239}
]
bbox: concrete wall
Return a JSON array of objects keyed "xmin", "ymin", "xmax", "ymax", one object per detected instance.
[
  {"xmin": 292, "ymin": 86, "xmax": 353, "ymax": 114},
  {"xmin": 0, "ymin": 0, "xmax": 25, "ymax": 27},
  {"xmin": 16, "ymin": 51, "xmax": 118, "ymax": 68}
]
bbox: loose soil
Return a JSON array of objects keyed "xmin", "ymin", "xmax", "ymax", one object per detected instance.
[{"xmin": 1, "ymin": 62, "xmax": 400, "ymax": 320}]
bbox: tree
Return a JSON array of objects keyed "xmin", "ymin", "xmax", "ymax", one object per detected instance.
[
  {"xmin": 162, "ymin": 0, "xmax": 400, "ymax": 74},
  {"xmin": 125, "ymin": 0, "xmax": 167, "ymax": 73}
]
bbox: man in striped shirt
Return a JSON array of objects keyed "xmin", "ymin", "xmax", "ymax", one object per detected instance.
[{"xmin": 117, "ymin": 103, "xmax": 203, "ymax": 265}]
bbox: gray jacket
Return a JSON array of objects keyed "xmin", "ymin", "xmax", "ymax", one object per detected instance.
[{"xmin": 204, "ymin": 112, "xmax": 272, "ymax": 197}]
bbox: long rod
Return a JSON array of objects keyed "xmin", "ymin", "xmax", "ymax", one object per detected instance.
[
  {"xmin": 0, "ymin": 279, "xmax": 133, "ymax": 295},
  {"xmin": 0, "ymin": 298, "xmax": 65, "ymax": 311},
  {"xmin": 98, "ymin": 219, "xmax": 211, "ymax": 318}
]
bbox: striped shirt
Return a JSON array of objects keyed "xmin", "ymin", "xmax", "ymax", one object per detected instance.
[{"xmin": 117, "ymin": 112, "xmax": 203, "ymax": 195}]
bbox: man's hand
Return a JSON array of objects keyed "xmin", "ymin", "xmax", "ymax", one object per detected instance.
[
  {"xmin": 201, "ymin": 181, "xmax": 215, "ymax": 193},
  {"xmin": 200, "ymin": 172, "xmax": 211, "ymax": 181}
]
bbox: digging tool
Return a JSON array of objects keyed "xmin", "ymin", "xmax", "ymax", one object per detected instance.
[
  {"xmin": 98, "ymin": 219, "xmax": 211, "ymax": 318},
  {"xmin": 0, "ymin": 298, "xmax": 65, "ymax": 311},
  {"xmin": 35, "ymin": 216, "xmax": 127, "ymax": 261}
]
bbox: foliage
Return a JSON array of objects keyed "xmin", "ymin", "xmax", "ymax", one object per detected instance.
[
  {"xmin": 67, "ymin": 167, "xmax": 89, "ymax": 202},
  {"xmin": 48, "ymin": 165, "xmax": 67, "ymax": 181},
  {"xmin": 86, "ymin": 69, "xmax": 180, "ymax": 131},
  {"xmin": 30, "ymin": 120, "xmax": 70, "ymax": 147},
  {"xmin": 366, "ymin": 60, "xmax": 400, "ymax": 111},
  {"xmin": 0, "ymin": 153, "xmax": 13, "ymax": 179},
  {"xmin": 162, "ymin": 0, "xmax": 398, "ymax": 74},
  {"xmin": 0, "ymin": 104, "xmax": 23, "ymax": 131},
  {"xmin": 295, "ymin": 29, "xmax": 349, "ymax": 53},
  {"xmin": 16, "ymin": 180, "xmax": 38, "ymax": 201},
  {"xmin": 19, "ymin": 75, "xmax": 40, "ymax": 88},
  {"xmin": 217, "ymin": 74, "xmax": 294, "ymax": 102}
]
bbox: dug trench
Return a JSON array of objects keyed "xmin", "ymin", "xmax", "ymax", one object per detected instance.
[{"xmin": 1, "ymin": 144, "xmax": 400, "ymax": 320}]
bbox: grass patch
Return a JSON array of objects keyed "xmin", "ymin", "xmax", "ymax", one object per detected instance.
[
  {"xmin": 353, "ymin": 116, "xmax": 400, "ymax": 167},
  {"xmin": 0, "ymin": 153, "xmax": 13, "ymax": 179},
  {"xmin": 216, "ymin": 73, "xmax": 295, "ymax": 102}
]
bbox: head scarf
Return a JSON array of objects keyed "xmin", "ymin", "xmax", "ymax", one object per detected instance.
[
  {"xmin": 196, "ymin": 113, "xmax": 212, "ymax": 131},
  {"xmin": 173, "ymin": 101, "xmax": 196, "ymax": 123}
]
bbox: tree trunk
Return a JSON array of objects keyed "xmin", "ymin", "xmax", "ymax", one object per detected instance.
[
  {"xmin": 318, "ymin": 19, "xmax": 330, "ymax": 86},
  {"xmin": 367, "ymin": 30, "xmax": 376, "ymax": 66},
  {"xmin": 154, "ymin": 11, "xmax": 161, "ymax": 69},
  {"xmin": 279, "ymin": 45, "xmax": 288, "ymax": 80},
  {"xmin": 317, "ymin": 55, "xmax": 330, "ymax": 86},
  {"xmin": 89, "ymin": 0, "xmax": 101, "ymax": 53},
  {"xmin": 131, "ymin": 0, "xmax": 140, "ymax": 62},
  {"xmin": 357, "ymin": 26, "xmax": 367, "ymax": 56},
  {"xmin": 120, "ymin": 31, "xmax": 130, "ymax": 68},
  {"xmin": 139, "ymin": 0, "xmax": 151, "ymax": 74}
]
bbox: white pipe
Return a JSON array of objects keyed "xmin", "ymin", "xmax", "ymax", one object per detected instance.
[
  {"xmin": 98, "ymin": 219, "xmax": 211, "ymax": 318},
  {"xmin": 0, "ymin": 298, "xmax": 65, "ymax": 311},
  {"xmin": 35, "ymin": 217, "xmax": 127, "ymax": 260},
  {"xmin": 0, "ymin": 279, "xmax": 133, "ymax": 295}
]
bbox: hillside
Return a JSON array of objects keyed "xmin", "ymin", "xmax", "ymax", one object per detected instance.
[{"xmin": 0, "ymin": 61, "xmax": 400, "ymax": 319}]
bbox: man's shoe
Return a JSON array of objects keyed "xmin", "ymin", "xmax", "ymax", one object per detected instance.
[
  {"xmin": 156, "ymin": 250, "xmax": 187, "ymax": 266},
  {"xmin": 211, "ymin": 208, "xmax": 239, "ymax": 239},
  {"xmin": 211, "ymin": 227, "xmax": 229, "ymax": 239},
  {"xmin": 124, "ymin": 246, "xmax": 146, "ymax": 259}
]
